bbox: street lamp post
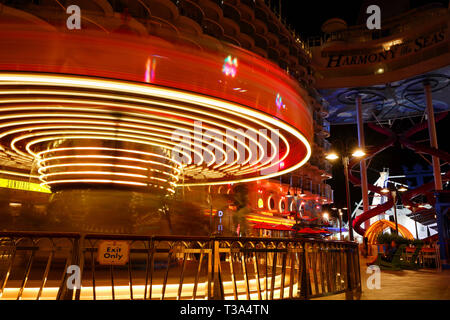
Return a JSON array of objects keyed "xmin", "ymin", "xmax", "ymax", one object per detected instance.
[
  {"xmin": 414, "ymin": 212, "xmax": 419, "ymax": 239},
  {"xmin": 326, "ymin": 146, "xmax": 365, "ymax": 242},
  {"xmin": 342, "ymin": 156, "xmax": 354, "ymax": 241},
  {"xmin": 381, "ymin": 183, "xmax": 408, "ymax": 236},
  {"xmin": 391, "ymin": 190, "xmax": 399, "ymax": 235}
]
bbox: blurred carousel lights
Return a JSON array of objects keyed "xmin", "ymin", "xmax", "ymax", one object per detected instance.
[
  {"xmin": 144, "ymin": 57, "xmax": 156, "ymax": 83},
  {"xmin": 0, "ymin": 72, "xmax": 312, "ymax": 191}
]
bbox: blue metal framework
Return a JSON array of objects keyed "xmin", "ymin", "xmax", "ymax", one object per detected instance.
[{"xmin": 320, "ymin": 66, "xmax": 450, "ymax": 124}]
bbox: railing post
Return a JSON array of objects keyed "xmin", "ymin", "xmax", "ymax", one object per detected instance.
[
  {"xmin": 355, "ymin": 244, "xmax": 362, "ymax": 299},
  {"xmin": 60, "ymin": 234, "xmax": 83, "ymax": 300},
  {"xmin": 299, "ymin": 243, "xmax": 309, "ymax": 300},
  {"xmin": 74, "ymin": 233, "xmax": 85, "ymax": 300},
  {"xmin": 207, "ymin": 238, "xmax": 212, "ymax": 299},
  {"xmin": 212, "ymin": 237, "xmax": 223, "ymax": 300},
  {"xmin": 345, "ymin": 245, "xmax": 354, "ymax": 300}
]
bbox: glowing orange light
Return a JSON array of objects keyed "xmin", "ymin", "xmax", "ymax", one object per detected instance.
[
  {"xmin": 144, "ymin": 57, "xmax": 156, "ymax": 83},
  {"xmin": 257, "ymin": 198, "xmax": 264, "ymax": 209}
]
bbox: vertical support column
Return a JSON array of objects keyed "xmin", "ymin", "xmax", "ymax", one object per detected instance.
[
  {"xmin": 414, "ymin": 218, "xmax": 419, "ymax": 239},
  {"xmin": 356, "ymin": 95, "xmax": 370, "ymax": 230},
  {"xmin": 434, "ymin": 192, "xmax": 449, "ymax": 267},
  {"xmin": 343, "ymin": 157, "xmax": 354, "ymax": 241},
  {"xmin": 345, "ymin": 246, "xmax": 354, "ymax": 300},
  {"xmin": 59, "ymin": 234, "xmax": 82, "ymax": 300},
  {"xmin": 212, "ymin": 237, "xmax": 223, "ymax": 299},
  {"xmin": 73, "ymin": 233, "xmax": 84, "ymax": 300},
  {"xmin": 391, "ymin": 191, "xmax": 399, "ymax": 235},
  {"xmin": 299, "ymin": 243, "xmax": 310, "ymax": 300},
  {"xmin": 424, "ymin": 80, "xmax": 443, "ymax": 190},
  {"xmin": 354, "ymin": 245, "xmax": 362, "ymax": 299},
  {"xmin": 424, "ymin": 81, "xmax": 447, "ymax": 268}
]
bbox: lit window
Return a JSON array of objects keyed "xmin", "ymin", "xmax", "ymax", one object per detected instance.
[
  {"xmin": 268, "ymin": 195, "xmax": 275, "ymax": 210},
  {"xmin": 279, "ymin": 199, "xmax": 286, "ymax": 213},
  {"xmin": 258, "ymin": 198, "xmax": 264, "ymax": 209}
]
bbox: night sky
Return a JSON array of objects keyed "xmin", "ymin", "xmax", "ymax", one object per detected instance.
[
  {"xmin": 278, "ymin": 0, "xmax": 449, "ymax": 38},
  {"xmin": 277, "ymin": 0, "xmax": 450, "ymax": 213}
]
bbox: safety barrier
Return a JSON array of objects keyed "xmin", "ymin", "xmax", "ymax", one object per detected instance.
[{"xmin": 0, "ymin": 232, "xmax": 361, "ymax": 300}]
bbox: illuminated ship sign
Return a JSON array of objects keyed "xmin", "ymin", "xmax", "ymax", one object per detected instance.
[{"xmin": 325, "ymin": 27, "xmax": 446, "ymax": 68}]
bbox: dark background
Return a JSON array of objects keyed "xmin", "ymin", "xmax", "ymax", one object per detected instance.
[{"xmin": 277, "ymin": 0, "xmax": 449, "ymax": 37}]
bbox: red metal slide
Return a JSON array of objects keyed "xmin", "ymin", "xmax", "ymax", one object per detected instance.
[{"xmin": 350, "ymin": 113, "xmax": 449, "ymax": 236}]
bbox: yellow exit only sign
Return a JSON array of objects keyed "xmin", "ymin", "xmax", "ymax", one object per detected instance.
[{"xmin": 0, "ymin": 178, "xmax": 51, "ymax": 193}]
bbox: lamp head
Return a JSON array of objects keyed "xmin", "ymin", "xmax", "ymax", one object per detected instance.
[
  {"xmin": 351, "ymin": 149, "xmax": 365, "ymax": 158},
  {"xmin": 325, "ymin": 152, "xmax": 339, "ymax": 160},
  {"xmin": 380, "ymin": 187, "xmax": 390, "ymax": 194}
]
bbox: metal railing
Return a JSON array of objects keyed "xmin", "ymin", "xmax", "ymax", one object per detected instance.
[{"xmin": 0, "ymin": 231, "xmax": 361, "ymax": 300}]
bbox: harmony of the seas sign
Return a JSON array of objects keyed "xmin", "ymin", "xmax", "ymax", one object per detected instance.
[{"xmin": 325, "ymin": 27, "xmax": 446, "ymax": 68}]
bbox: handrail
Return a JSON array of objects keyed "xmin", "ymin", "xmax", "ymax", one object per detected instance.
[
  {"xmin": 0, "ymin": 231, "xmax": 81, "ymax": 239},
  {"xmin": 0, "ymin": 231, "xmax": 361, "ymax": 300}
]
